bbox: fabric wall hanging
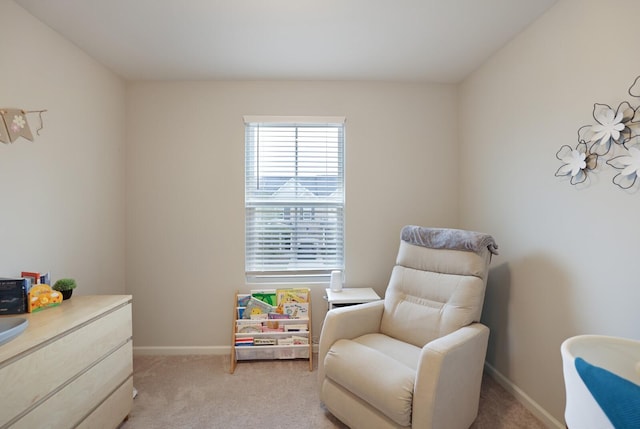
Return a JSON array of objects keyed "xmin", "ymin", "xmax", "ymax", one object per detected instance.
[{"xmin": 0, "ymin": 108, "xmax": 46, "ymax": 144}]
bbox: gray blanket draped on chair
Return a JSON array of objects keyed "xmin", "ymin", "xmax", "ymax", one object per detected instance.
[{"xmin": 401, "ymin": 225, "xmax": 499, "ymax": 255}]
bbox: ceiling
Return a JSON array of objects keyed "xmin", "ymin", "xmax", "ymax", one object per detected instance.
[{"xmin": 15, "ymin": 0, "xmax": 558, "ymax": 82}]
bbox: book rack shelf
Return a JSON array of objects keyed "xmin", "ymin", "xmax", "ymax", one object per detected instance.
[{"xmin": 230, "ymin": 288, "xmax": 313, "ymax": 374}]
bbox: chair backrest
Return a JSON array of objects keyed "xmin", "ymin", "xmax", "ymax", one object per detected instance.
[{"xmin": 380, "ymin": 226, "xmax": 496, "ymax": 348}]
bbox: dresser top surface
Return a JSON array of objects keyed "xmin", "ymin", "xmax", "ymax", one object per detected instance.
[{"xmin": 0, "ymin": 295, "xmax": 132, "ymax": 364}]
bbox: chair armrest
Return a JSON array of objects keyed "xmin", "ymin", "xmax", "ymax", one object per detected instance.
[
  {"xmin": 317, "ymin": 300, "xmax": 385, "ymax": 386},
  {"xmin": 412, "ymin": 323, "xmax": 490, "ymax": 429}
]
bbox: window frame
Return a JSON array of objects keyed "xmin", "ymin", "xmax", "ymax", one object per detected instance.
[{"xmin": 244, "ymin": 116, "xmax": 346, "ymax": 284}]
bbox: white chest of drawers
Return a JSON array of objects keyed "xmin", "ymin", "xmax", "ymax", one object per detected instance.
[{"xmin": 0, "ymin": 295, "xmax": 133, "ymax": 429}]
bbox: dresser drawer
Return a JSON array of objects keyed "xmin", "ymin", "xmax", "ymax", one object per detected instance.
[
  {"xmin": 76, "ymin": 376, "xmax": 133, "ymax": 429},
  {"xmin": 11, "ymin": 340, "xmax": 132, "ymax": 429},
  {"xmin": 0, "ymin": 303, "xmax": 132, "ymax": 426}
]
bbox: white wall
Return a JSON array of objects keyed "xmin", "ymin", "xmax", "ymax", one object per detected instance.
[
  {"xmin": 126, "ymin": 81, "xmax": 459, "ymax": 349},
  {"xmin": 0, "ymin": 2, "xmax": 126, "ymax": 294},
  {"xmin": 460, "ymin": 0, "xmax": 640, "ymax": 424}
]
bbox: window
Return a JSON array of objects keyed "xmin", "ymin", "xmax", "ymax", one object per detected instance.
[{"xmin": 244, "ymin": 116, "xmax": 345, "ymax": 282}]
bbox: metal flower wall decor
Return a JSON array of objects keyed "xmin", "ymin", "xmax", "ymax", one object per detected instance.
[{"xmin": 555, "ymin": 75, "xmax": 640, "ymax": 189}]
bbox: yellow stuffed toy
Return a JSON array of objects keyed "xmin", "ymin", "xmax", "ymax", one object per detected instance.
[{"xmin": 28, "ymin": 284, "xmax": 63, "ymax": 313}]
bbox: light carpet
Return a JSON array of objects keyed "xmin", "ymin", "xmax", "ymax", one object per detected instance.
[{"xmin": 119, "ymin": 354, "xmax": 546, "ymax": 429}]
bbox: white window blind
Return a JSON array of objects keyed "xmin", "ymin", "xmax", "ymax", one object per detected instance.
[{"xmin": 244, "ymin": 116, "xmax": 345, "ymax": 279}]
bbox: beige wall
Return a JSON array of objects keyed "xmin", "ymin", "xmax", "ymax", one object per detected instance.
[
  {"xmin": 0, "ymin": 2, "xmax": 126, "ymax": 294},
  {"xmin": 460, "ymin": 0, "xmax": 640, "ymax": 424},
  {"xmin": 125, "ymin": 81, "xmax": 459, "ymax": 349},
  {"xmin": 11, "ymin": 0, "xmax": 631, "ymax": 423}
]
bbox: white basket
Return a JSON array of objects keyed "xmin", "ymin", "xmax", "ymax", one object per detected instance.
[{"xmin": 235, "ymin": 345, "xmax": 309, "ymax": 361}]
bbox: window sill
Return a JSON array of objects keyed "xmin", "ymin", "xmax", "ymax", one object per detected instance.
[{"xmin": 246, "ymin": 273, "xmax": 335, "ymax": 285}]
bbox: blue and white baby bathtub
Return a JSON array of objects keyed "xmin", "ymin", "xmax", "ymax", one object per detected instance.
[{"xmin": 561, "ymin": 335, "xmax": 640, "ymax": 429}]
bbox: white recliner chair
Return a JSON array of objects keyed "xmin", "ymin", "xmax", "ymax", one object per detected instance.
[{"xmin": 318, "ymin": 226, "xmax": 498, "ymax": 429}]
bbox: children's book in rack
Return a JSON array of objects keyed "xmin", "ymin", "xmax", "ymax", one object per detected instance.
[{"xmin": 230, "ymin": 288, "xmax": 313, "ymax": 373}]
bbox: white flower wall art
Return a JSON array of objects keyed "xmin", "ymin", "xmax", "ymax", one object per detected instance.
[
  {"xmin": 556, "ymin": 76, "xmax": 640, "ymax": 189},
  {"xmin": 555, "ymin": 142, "xmax": 597, "ymax": 185}
]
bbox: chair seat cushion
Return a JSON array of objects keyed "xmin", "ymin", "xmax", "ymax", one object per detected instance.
[
  {"xmin": 354, "ymin": 333, "xmax": 422, "ymax": 371},
  {"xmin": 324, "ymin": 334, "xmax": 421, "ymax": 426}
]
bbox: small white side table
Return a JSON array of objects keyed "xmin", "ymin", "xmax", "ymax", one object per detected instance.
[{"xmin": 325, "ymin": 287, "xmax": 381, "ymax": 310}]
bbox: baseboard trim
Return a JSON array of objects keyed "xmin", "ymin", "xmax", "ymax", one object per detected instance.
[
  {"xmin": 133, "ymin": 346, "xmax": 229, "ymax": 356},
  {"xmin": 484, "ymin": 362, "xmax": 564, "ymax": 429}
]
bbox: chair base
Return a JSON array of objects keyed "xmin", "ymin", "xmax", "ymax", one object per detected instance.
[{"xmin": 322, "ymin": 378, "xmax": 406, "ymax": 429}]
